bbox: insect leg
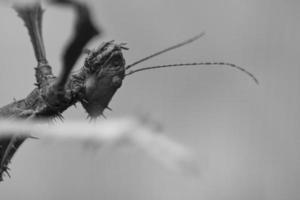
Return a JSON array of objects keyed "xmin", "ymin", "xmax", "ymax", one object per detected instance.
[
  {"xmin": 49, "ymin": 0, "xmax": 101, "ymax": 90},
  {"xmin": 14, "ymin": 2, "xmax": 53, "ymax": 87}
]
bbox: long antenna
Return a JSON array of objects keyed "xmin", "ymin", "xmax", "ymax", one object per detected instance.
[
  {"xmin": 125, "ymin": 62, "xmax": 259, "ymax": 84},
  {"xmin": 126, "ymin": 32, "xmax": 205, "ymax": 70}
]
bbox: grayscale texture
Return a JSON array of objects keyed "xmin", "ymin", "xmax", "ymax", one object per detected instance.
[{"xmin": 0, "ymin": 0, "xmax": 299, "ymax": 200}]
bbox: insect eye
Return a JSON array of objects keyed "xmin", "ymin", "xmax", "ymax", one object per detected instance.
[{"xmin": 112, "ymin": 59, "xmax": 121, "ymax": 67}]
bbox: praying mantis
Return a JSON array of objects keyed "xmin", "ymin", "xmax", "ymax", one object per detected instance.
[{"xmin": 0, "ymin": 0, "xmax": 257, "ymax": 181}]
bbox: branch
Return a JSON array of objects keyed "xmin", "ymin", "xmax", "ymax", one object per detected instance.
[{"xmin": 0, "ymin": 118, "xmax": 198, "ymax": 180}]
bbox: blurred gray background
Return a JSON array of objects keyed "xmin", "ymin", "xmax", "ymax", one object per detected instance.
[{"xmin": 0, "ymin": 0, "xmax": 300, "ymax": 199}]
